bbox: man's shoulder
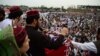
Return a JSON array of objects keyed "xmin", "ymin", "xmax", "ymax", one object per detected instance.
[
  {"xmin": 0, "ymin": 18, "xmax": 12, "ymax": 29},
  {"xmin": 4, "ymin": 18, "xmax": 12, "ymax": 22},
  {"xmin": 3, "ymin": 18, "xmax": 12, "ymax": 24}
]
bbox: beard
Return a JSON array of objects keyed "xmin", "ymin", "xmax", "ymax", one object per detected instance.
[{"xmin": 34, "ymin": 22, "xmax": 40, "ymax": 30}]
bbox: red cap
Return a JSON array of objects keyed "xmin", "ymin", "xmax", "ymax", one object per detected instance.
[
  {"xmin": 13, "ymin": 26, "xmax": 27, "ymax": 47},
  {"xmin": 26, "ymin": 10, "xmax": 39, "ymax": 17},
  {"xmin": 10, "ymin": 6, "xmax": 21, "ymax": 13}
]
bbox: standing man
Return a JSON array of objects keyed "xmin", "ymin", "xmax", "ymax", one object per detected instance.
[
  {"xmin": 25, "ymin": 10, "xmax": 66, "ymax": 56},
  {"xmin": 8, "ymin": 6, "xmax": 23, "ymax": 27},
  {"xmin": 0, "ymin": 6, "xmax": 23, "ymax": 29}
]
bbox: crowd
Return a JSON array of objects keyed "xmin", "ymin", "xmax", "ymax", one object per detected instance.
[{"xmin": 0, "ymin": 6, "xmax": 100, "ymax": 56}]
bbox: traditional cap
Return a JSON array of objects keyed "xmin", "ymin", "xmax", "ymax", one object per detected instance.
[
  {"xmin": 9, "ymin": 6, "xmax": 22, "ymax": 13},
  {"xmin": 26, "ymin": 10, "xmax": 40, "ymax": 24},
  {"xmin": 26, "ymin": 10, "xmax": 39, "ymax": 17},
  {"xmin": 8, "ymin": 6, "xmax": 23, "ymax": 19}
]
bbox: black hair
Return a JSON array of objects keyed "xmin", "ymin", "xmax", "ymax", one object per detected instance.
[
  {"xmin": 26, "ymin": 14, "xmax": 40, "ymax": 24},
  {"xmin": 62, "ymin": 24, "xmax": 68, "ymax": 28},
  {"xmin": 97, "ymin": 28, "xmax": 100, "ymax": 35},
  {"xmin": 0, "ymin": 7, "xmax": 5, "ymax": 21},
  {"xmin": 8, "ymin": 10, "xmax": 23, "ymax": 19}
]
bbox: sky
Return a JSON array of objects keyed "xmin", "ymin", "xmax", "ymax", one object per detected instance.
[{"xmin": 0, "ymin": 0, "xmax": 100, "ymax": 8}]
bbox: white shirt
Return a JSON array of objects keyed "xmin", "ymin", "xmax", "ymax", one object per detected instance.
[
  {"xmin": 0, "ymin": 19, "xmax": 12, "ymax": 29},
  {"xmin": 71, "ymin": 41, "xmax": 97, "ymax": 53},
  {"xmin": 68, "ymin": 20, "xmax": 74, "ymax": 28}
]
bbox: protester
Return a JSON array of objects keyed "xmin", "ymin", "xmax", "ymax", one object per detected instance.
[
  {"xmin": 0, "ymin": 6, "xmax": 23, "ymax": 29},
  {"xmin": 25, "ymin": 10, "xmax": 67, "ymax": 56},
  {"xmin": 0, "ymin": 25, "xmax": 20, "ymax": 56},
  {"xmin": 13, "ymin": 26, "xmax": 30, "ymax": 56}
]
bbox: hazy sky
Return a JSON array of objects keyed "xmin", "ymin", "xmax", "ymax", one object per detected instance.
[{"xmin": 0, "ymin": 0, "xmax": 100, "ymax": 8}]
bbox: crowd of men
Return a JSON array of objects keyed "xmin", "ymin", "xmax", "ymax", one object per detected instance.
[
  {"xmin": 39, "ymin": 11, "xmax": 100, "ymax": 56},
  {"xmin": 0, "ymin": 6, "xmax": 100, "ymax": 56}
]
